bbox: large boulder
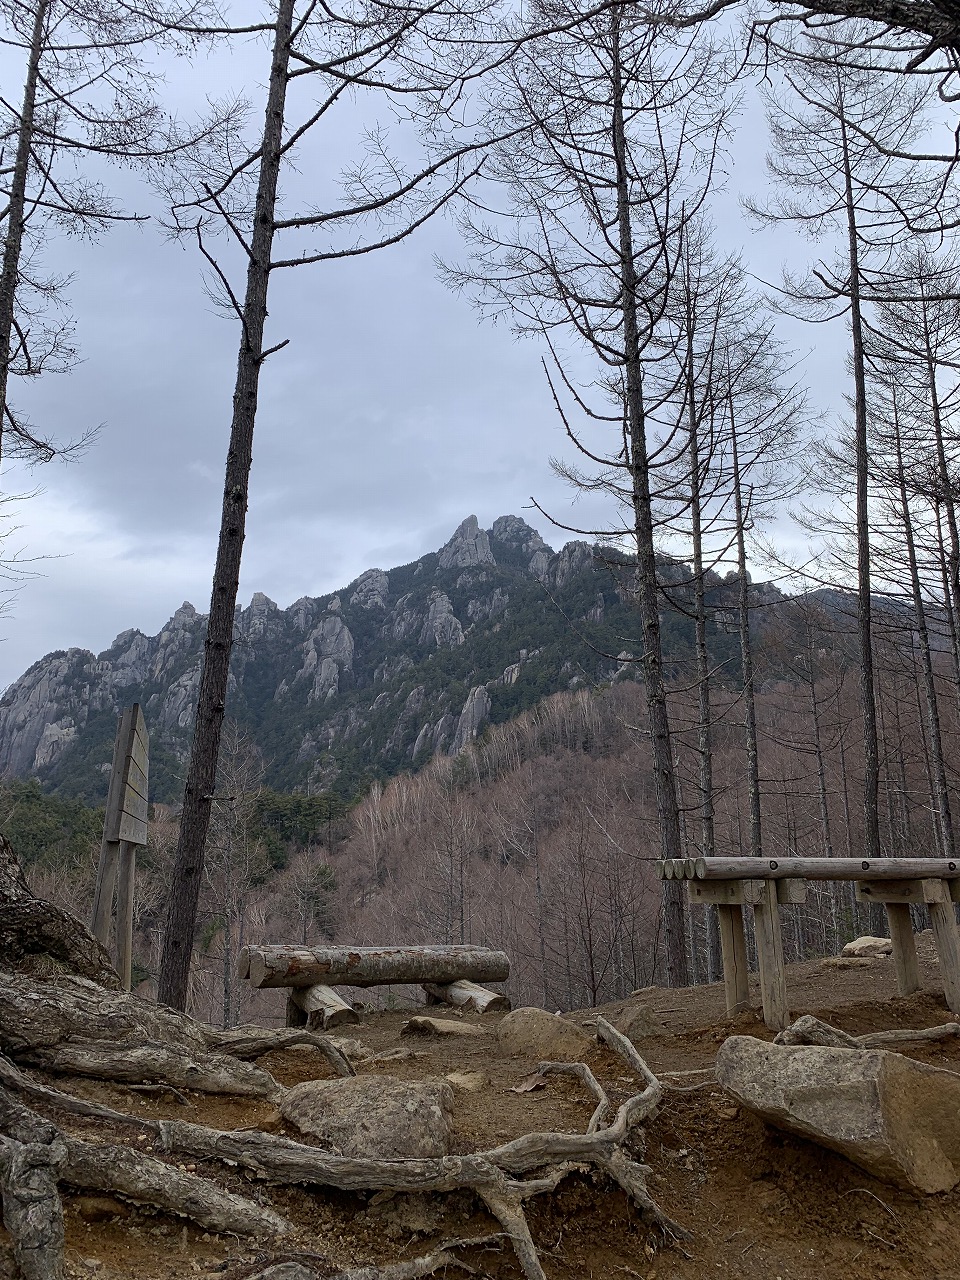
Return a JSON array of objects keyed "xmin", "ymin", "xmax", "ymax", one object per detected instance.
[
  {"xmin": 279, "ymin": 1075, "xmax": 454, "ymax": 1158},
  {"xmin": 496, "ymin": 1007, "xmax": 595, "ymax": 1060},
  {"xmin": 842, "ymin": 936, "xmax": 892, "ymax": 958},
  {"xmin": 717, "ymin": 1035, "xmax": 960, "ymax": 1193}
]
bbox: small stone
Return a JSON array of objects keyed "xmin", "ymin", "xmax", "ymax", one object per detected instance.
[
  {"xmin": 71, "ymin": 1195, "xmax": 126, "ymax": 1223},
  {"xmin": 445, "ymin": 1070, "xmax": 486, "ymax": 1092},
  {"xmin": 401, "ymin": 1016, "xmax": 484, "ymax": 1038}
]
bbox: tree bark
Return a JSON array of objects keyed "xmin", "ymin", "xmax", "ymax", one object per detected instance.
[
  {"xmin": 157, "ymin": 0, "xmax": 297, "ymax": 1011},
  {"xmin": 609, "ymin": 12, "xmax": 687, "ymax": 987},
  {"xmin": 840, "ymin": 111, "xmax": 881, "ymax": 871},
  {"xmin": 0, "ymin": 0, "xmax": 48, "ymax": 463},
  {"xmin": 0, "ymin": 1089, "xmax": 65, "ymax": 1280},
  {"xmin": 241, "ymin": 943, "xmax": 510, "ymax": 989},
  {"xmin": 0, "ymin": 835, "xmax": 121, "ymax": 989}
]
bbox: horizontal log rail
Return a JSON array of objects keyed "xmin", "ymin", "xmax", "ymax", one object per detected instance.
[
  {"xmin": 239, "ymin": 944, "xmax": 510, "ymax": 990},
  {"xmin": 658, "ymin": 856, "xmax": 960, "ymax": 882}
]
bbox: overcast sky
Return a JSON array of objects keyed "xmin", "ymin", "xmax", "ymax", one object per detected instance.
[{"xmin": 0, "ymin": 20, "xmax": 847, "ymax": 694}]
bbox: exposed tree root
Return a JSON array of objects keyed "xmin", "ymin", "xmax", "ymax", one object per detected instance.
[
  {"xmin": 0, "ymin": 1010, "xmax": 687, "ymax": 1279},
  {"xmin": 238, "ymin": 1237, "xmax": 502, "ymax": 1279},
  {"xmin": 0, "ymin": 834, "xmax": 120, "ymax": 992},
  {"xmin": 62, "ymin": 1135, "xmax": 291, "ymax": 1236},
  {"xmin": 0, "ymin": 1091, "xmax": 66, "ymax": 1280},
  {"xmin": 207, "ymin": 1026, "xmax": 355, "ymax": 1077},
  {"xmin": 0, "ymin": 971, "xmax": 355, "ymax": 1099},
  {"xmin": 36, "ymin": 1040, "xmax": 282, "ymax": 1100}
]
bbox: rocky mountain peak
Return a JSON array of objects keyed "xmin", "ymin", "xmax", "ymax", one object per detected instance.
[
  {"xmin": 491, "ymin": 515, "xmax": 548, "ymax": 553},
  {"xmin": 437, "ymin": 515, "xmax": 495, "ymax": 570}
]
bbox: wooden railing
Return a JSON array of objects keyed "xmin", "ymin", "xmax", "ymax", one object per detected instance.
[{"xmin": 658, "ymin": 857, "xmax": 960, "ymax": 1031}]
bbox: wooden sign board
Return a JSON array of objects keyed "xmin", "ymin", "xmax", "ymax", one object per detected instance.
[{"xmin": 105, "ymin": 704, "xmax": 149, "ymax": 845}]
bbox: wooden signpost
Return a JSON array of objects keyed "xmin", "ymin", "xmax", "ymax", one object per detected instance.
[{"xmin": 90, "ymin": 705, "xmax": 149, "ymax": 990}]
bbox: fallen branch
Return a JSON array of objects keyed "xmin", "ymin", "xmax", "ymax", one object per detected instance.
[{"xmin": 774, "ymin": 1015, "xmax": 960, "ymax": 1050}]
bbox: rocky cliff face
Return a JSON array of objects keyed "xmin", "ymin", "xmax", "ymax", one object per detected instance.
[{"xmin": 0, "ymin": 515, "xmax": 705, "ymax": 801}]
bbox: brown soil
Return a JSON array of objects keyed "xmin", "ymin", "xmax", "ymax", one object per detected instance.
[{"xmin": 6, "ymin": 941, "xmax": 960, "ymax": 1280}]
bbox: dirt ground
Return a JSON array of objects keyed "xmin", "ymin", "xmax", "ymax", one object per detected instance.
[{"xmin": 6, "ymin": 936, "xmax": 960, "ymax": 1280}]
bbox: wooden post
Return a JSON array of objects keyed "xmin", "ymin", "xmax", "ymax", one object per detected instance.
[
  {"xmin": 115, "ymin": 841, "xmax": 136, "ymax": 992},
  {"xmin": 422, "ymin": 980, "xmax": 511, "ymax": 1013},
  {"xmin": 285, "ymin": 993, "xmax": 307, "ymax": 1028},
  {"xmin": 885, "ymin": 903, "xmax": 921, "ymax": 996},
  {"xmin": 854, "ymin": 879, "xmax": 944, "ymax": 998},
  {"xmin": 90, "ymin": 708, "xmax": 133, "ymax": 948},
  {"xmin": 686, "ymin": 880, "xmax": 761, "ymax": 1018},
  {"xmin": 753, "ymin": 880, "xmax": 789, "ymax": 1031},
  {"xmin": 89, "ymin": 705, "xmax": 149, "ymax": 989},
  {"xmin": 290, "ymin": 983, "xmax": 361, "ymax": 1030},
  {"xmin": 717, "ymin": 904, "xmax": 750, "ymax": 1017},
  {"xmin": 929, "ymin": 897, "xmax": 960, "ymax": 1015}
]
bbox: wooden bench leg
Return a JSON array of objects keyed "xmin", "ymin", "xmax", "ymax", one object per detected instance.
[
  {"xmin": 115, "ymin": 840, "xmax": 136, "ymax": 992},
  {"xmin": 285, "ymin": 993, "xmax": 308, "ymax": 1028},
  {"xmin": 929, "ymin": 899, "xmax": 960, "ymax": 1015},
  {"xmin": 754, "ymin": 881, "xmax": 789, "ymax": 1032},
  {"xmin": 885, "ymin": 902, "xmax": 921, "ymax": 996},
  {"xmin": 717, "ymin": 904, "xmax": 750, "ymax": 1017}
]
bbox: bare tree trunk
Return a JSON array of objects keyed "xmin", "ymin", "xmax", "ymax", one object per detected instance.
[
  {"xmin": 840, "ymin": 111, "xmax": 881, "ymax": 867},
  {"xmin": 683, "ymin": 252, "xmax": 720, "ymax": 981},
  {"xmin": 806, "ymin": 626, "xmax": 835, "ymax": 860},
  {"xmin": 610, "ymin": 13, "xmax": 686, "ymax": 986},
  {"xmin": 0, "ymin": 0, "xmax": 48, "ymax": 462},
  {"xmin": 730, "ymin": 409, "xmax": 762, "ymax": 861},
  {"xmin": 158, "ymin": 0, "xmax": 295, "ymax": 1010},
  {"xmin": 892, "ymin": 396, "xmax": 955, "ymax": 859}
]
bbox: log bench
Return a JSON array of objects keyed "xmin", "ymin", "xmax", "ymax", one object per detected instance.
[
  {"xmin": 237, "ymin": 944, "xmax": 511, "ymax": 1030},
  {"xmin": 658, "ymin": 856, "xmax": 960, "ymax": 1032}
]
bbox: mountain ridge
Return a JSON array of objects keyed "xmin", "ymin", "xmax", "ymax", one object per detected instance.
[{"xmin": 2, "ymin": 513, "xmax": 718, "ymax": 802}]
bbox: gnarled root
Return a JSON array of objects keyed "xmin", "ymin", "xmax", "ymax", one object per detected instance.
[
  {"xmin": 206, "ymin": 1026, "xmax": 355, "ymax": 1078},
  {"xmin": 62, "ymin": 1137, "xmax": 291, "ymax": 1236},
  {"xmin": 0, "ymin": 1091, "xmax": 66, "ymax": 1280},
  {"xmin": 1, "ymin": 1015, "xmax": 687, "ymax": 1279}
]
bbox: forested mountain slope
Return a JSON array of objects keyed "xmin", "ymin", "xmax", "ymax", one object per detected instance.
[{"xmin": 0, "ymin": 515, "xmax": 747, "ymax": 802}]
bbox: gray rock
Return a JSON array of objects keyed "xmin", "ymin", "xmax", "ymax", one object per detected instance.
[
  {"xmin": 773, "ymin": 1016, "xmax": 859, "ymax": 1048},
  {"xmin": 419, "ymin": 589, "xmax": 464, "ymax": 648},
  {"xmin": 279, "ymin": 1075, "xmax": 454, "ymax": 1158},
  {"xmin": 716, "ymin": 1034, "xmax": 960, "ymax": 1193},
  {"xmin": 438, "ymin": 515, "xmax": 495, "ymax": 569},
  {"xmin": 350, "ymin": 567, "xmax": 389, "ymax": 610},
  {"xmin": 496, "ymin": 1007, "xmax": 595, "ymax": 1060},
  {"xmin": 551, "ymin": 540, "xmax": 594, "ymax": 589},
  {"xmin": 451, "ymin": 685, "xmax": 490, "ymax": 753},
  {"xmin": 617, "ymin": 1004, "xmax": 668, "ymax": 1040}
]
